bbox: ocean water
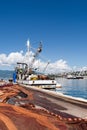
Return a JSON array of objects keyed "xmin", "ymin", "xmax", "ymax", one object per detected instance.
[
  {"xmin": 0, "ymin": 70, "xmax": 13, "ymax": 80},
  {"xmin": 0, "ymin": 70, "xmax": 87, "ymax": 100},
  {"xmin": 56, "ymin": 78, "xmax": 87, "ymax": 100}
]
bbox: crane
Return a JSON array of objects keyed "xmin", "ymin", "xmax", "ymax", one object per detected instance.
[
  {"xmin": 43, "ymin": 61, "xmax": 50, "ymax": 72},
  {"xmin": 29, "ymin": 41, "xmax": 42, "ymax": 71}
]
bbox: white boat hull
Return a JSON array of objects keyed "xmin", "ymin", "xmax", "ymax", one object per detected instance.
[{"xmin": 17, "ymin": 79, "xmax": 57, "ymax": 89}]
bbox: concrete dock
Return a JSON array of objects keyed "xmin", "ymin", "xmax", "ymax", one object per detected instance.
[{"xmin": 24, "ymin": 85, "xmax": 87, "ymax": 119}]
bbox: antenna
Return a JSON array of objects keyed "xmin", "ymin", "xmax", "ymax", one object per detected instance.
[
  {"xmin": 27, "ymin": 39, "xmax": 30, "ymax": 53},
  {"xmin": 26, "ymin": 39, "xmax": 30, "ymax": 69}
]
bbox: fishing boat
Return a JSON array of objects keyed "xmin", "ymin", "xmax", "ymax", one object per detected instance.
[{"xmin": 13, "ymin": 40, "xmax": 61, "ymax": 89}]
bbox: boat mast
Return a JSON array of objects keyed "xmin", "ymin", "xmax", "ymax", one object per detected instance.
[{"xmin": 26, "ymin": 39, "xmax": 30, "ymax": 70}]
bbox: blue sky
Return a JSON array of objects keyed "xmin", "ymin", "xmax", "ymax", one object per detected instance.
[{"xmin": 0, "ymin": 0, "xmax": 87, "ymax": 71}]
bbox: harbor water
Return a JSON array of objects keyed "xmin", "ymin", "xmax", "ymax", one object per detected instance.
[
  {"xmin": 56, "ymin": 78, "xmax": 87, "ymax": 100},
  {"xmin": 0, "ymin": 70, "xmax": 87, "ymax": 100}
]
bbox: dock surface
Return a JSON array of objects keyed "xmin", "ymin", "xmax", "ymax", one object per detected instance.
[{"xmin": 24, "ymin": 85, "xmax": 87, "ymax": 119}]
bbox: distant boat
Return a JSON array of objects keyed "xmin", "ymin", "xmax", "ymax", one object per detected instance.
[
  {"xmin": 67, "ymin": 75, "xmax": 83, "ymax": 79},
  {"xmin": 74, "ymin": 76, "xmax": 84, "ymax": 79}
]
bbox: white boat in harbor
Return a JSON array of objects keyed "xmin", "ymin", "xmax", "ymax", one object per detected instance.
[
  {"xmin": 14, "ymin": 40, "xmax": 61, "ymax": 89},
  {"xmin": 67, "ymin": 74, "xmax": 83, "ymax": 79}
]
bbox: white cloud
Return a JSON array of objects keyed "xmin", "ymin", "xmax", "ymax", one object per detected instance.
[
  {"xmin": 0, "ymin": 54, "xmax": 7, "ymax": 64},
  {"xmin": 73, "ymin": 66, "xmax": 87, "ymax": 72},
  {"xmin": 43, "ymin": 59, "xmax": 71, "ymax": 74},
  {"xmin": 7, "ymin": 52, "xmax": 24, "ymax": 64},
  {"xmin": 0, "ymin": 51, "xmax": 25, "ymax": 70},
  {"xmin": 81, "ymin": 67, "xmax": 87, "ymax": 71},
  {"xmin": 0, "ymin": 51, "xmax": 72, "ymax": 73}
]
